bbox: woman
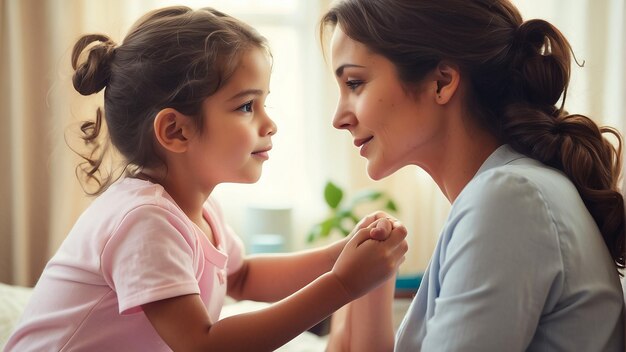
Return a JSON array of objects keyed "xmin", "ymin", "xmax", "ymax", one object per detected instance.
[{"xmin": 322, "ymin": 0, "xmax": 625, "ymax": 350}]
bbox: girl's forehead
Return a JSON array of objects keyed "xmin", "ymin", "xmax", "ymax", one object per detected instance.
[{"xmin": 207, "ymin": 48, "xmax": 272, "ymax": 103}]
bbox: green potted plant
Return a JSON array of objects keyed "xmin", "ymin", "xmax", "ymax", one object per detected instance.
[
  {"xmin": 305, "ymin": 180, "xmax": 401, "ymax": 336},
  {"xmin": 308, "ymin": 180, "xmax": 422, "ymax": 296},
  {"xmin": 307, "ymin": 181, "xmax": 398, "ymax": 243}
]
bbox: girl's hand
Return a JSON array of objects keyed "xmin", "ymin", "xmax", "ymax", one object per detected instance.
[
  {"xmin": 331, "ymin": 220, "xmax": 408, "ymax": 299},
  {"xmin": 327, "ymin": 212, "xmax": 401, "ymax": 264},
  {"xmin": 351, "ymin": 211, "xmax": 399, "ymax": 240}
]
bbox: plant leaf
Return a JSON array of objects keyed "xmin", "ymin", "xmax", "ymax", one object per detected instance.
[
  {"xmin": 319, "ymin": 217, "xmax": 335, "ymax": 237},
  {"xmin": 324, "ymin": 181, "xmax": 343, "ymax": 209},
  {"xmin": 336, "ymin": 208, "xmax": 353, "ymax": 218},
  {"xmin": 351, "ymin": 190, "xmax": 383, "ymax": 205},
  {"xmin": 338, "ymin": 226, "xmax": 351, "ymax": 236},
  {"xmin": 385, "ymin": 199, "xmax": 398, "ymax": 212}
]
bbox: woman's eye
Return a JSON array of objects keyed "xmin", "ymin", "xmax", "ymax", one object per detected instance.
[
  {"xmin": 346, "ymin": 80, "xmax": 364, "ymax": 91},
  {"xmin": 237, "ymin": 101, "xmax": 253, "ymax": 113}
]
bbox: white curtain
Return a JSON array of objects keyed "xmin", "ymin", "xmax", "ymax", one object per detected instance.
[{"xmin": 1, "ymin": 0, "xmax": 624, "ymax": 286}]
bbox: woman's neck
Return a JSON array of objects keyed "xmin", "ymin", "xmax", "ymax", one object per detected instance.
[{"xmin": 423, "ymin": 121, "xmax": 500, "ymax": 203}]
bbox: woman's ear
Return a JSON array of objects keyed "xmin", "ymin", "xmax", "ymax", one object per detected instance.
[
  {"xmin": 433, "ymin": 61, "xmax": 461, "ymax": 104},
  {"xmin": 153, "ymin": 108, "xmax": 194, "ymax": 153}
]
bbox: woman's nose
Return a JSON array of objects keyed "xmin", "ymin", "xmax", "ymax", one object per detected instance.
[{"xmin": 332, "ymin": 100, "xmax": 355, "ymax": 130}]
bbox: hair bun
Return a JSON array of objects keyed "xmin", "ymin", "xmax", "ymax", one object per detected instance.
[
  {"xmin": 508, "ymin": 19, "xmax": 572, "ymax": 108},
  {"xmin": 71, "ymin": 34, "xmax": 117, "ymax": 96}
]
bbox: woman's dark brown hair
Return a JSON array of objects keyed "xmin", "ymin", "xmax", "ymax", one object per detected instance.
[
  {"xmin": 321, "ymin": 0, "xmax": 625, "ymax": 272},
  {"xmin": 70, "ymin": 6, "xmax": 269, "ymax": 195}
]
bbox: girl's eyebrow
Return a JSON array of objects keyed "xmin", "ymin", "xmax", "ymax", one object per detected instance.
[
  {"xmin": 228, "ymin": 88, "xmax": 266, "ymax": 101},
  {"xmin": 335, "ymin": 64, "xmax": 365, "ymax": 77}
]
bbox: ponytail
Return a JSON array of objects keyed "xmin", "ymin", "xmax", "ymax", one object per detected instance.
[
  {"xmin": 500, "ymin": 20, "xmax": 625, "ymax": 271},
  {"xmin": 70, "ymin": 34, "xmax": 118, "ymax": 195}
]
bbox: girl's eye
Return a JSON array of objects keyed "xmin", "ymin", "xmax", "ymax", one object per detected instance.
[
  {"xmin": 346, "ymin": 80, "xmax": 364, "ymax": 91},
  {"xmin": 237, "ymin": 101, "xmax": 253, "ymax": 113}
]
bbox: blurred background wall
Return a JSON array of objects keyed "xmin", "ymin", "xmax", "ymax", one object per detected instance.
[{"xmin": 1, "ymin": 0, "xmax": 624, "ymax": 286}]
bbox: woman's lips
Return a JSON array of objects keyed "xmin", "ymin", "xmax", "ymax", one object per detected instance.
[
  {"xmin": 354, "ymin": 136, "xmax": 373, "ymax": 156},
  {"xmin": 354, "ymin": 136, "xmax": 373, "ymax": 147}
]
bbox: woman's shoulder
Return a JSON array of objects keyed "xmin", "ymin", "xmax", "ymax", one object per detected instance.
[
  {"xmin": 459, "ymin": 158, "xmax": 580, "ymax": 214},
  {"xmin": 447, "ymin": 158, "xmax": 598, "ymax": 252}
]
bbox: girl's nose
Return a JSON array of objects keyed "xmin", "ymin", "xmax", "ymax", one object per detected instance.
[{"xmin": 263, "ymin": 114, "xmax": 277, "ymax": 136}]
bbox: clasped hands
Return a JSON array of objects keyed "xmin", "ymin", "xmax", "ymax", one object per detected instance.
[{"xmin": 331, "ymin": 212, "xmax": 408, "ymax": 300}]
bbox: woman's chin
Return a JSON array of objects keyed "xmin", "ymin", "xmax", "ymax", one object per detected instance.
[
  {"xmin": 366, "ymin": 157, "xmax": 408, "ymax": 180},
  {"xmin": 366, "ymin": 163, "xmax": 392, "ymax": 181}
]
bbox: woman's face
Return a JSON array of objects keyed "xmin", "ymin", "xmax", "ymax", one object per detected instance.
[{"xmin": 330, "ymin": 26, "xmax": 445, "ymax": 180}]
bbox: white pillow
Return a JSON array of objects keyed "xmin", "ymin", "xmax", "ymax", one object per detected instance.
[{"xmin": 0, "ymin": 283, "xmax": 33, "ymax": 349}]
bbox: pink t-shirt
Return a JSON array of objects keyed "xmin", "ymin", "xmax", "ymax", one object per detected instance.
[{"xmin": 5, "ymin": 178, "xmax": 244, "ymax": 351}]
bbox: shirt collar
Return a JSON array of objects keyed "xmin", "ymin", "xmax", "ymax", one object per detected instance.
[{"xmin": 474, "ymin": 144, "xmax": 528, "ymax": 177}]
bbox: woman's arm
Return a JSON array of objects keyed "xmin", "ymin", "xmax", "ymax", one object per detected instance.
[
  {"xmin": 142, "ymin": 222, "xmax": 407, "ymax": 351},
  {"xmin": 327, "ymin": 220, "xmax": 405, "ymax": 352},
  {"xmin": 327, "ymin": 275, "xmax": 397, "ymax": 352}
]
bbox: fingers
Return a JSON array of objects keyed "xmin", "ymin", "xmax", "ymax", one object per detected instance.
[
  {"xmin": 370, "ymin": 218, "xmax": 392, "ymax": 240},
  {"xmin": 353, "ymin": 213, "xmax": 378, "ymax": 230},
  {"xmin": 386, "ymin": 222, "xmax": 407, "ymax": 246},
  {"xmin": 391, "ymin": 235, "xmax": 409, "ymax": 264},
  {"xmin": 352, "ymin": 218, "xmax": 407, "ymax": 247},
  {"xmin": 367, "ymin": 211, "xmax": 401, "ymax": 228},
  {"xmin": 349, "ymin": 226, "xmax": 378, "ymax": 248}
]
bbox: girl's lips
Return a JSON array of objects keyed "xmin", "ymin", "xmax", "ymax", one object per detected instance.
[
  {"xmin": 252, "ymin": 146, "xmax": 271, "ymax": 160},
  {"xmin": 252, "ymin": 151, "xmax": 269, "ymax": 160}
]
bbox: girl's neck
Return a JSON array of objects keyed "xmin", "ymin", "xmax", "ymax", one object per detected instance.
[{"xmin": 136, "ymin": 168, "xmax": 213, "ymax": 223}]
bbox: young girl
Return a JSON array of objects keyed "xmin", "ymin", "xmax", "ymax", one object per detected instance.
[
  {"xmin": 5, "ymin": 6, "xmax": 408, "ymax": 351},
  {"xmin": 322, "ymin": 0, "xmax": 624, "ymax": 350}
]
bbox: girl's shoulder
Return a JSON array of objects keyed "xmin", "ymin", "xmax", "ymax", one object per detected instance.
[
  {"xmin": 94, "ymin": 177, "xmax": 178, "ymax": 212},
  {"xmin": 72, "ymin": 177, "xmax": 189, "ymax": 239}
]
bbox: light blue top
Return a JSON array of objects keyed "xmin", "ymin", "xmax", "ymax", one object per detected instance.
[{"xmin": 395, "ymin": 145, "xmax": 625, "ymax": 351}]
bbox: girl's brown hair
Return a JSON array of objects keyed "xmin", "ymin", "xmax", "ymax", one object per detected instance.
[
  {"xmin": 70, "ymin": 6, "xmax": 270, "ymax": 195},
  {"xmin": 321, "ymin": 0, "xmax": 624, "ymax": 271}
]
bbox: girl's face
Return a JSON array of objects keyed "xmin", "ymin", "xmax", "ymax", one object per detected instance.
[
  {"xmin": 186, "ymin": 47, "xmax": 276, "ymax": 187},
  {"xmin": 330, "ymin": 26, "xmax": 445, "ymax": 180}
]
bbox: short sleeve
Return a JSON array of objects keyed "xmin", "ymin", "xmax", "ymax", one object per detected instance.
[
  {"xmin": 421, "ymin": 170, "xmax": 564, "ymax": 351},
  {"xmin": 101, "ymin": 205, "xmax": 201, "ymax": 315}
]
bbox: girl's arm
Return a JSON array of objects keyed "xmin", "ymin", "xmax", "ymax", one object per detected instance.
[
  {"xmin": 142, "ymin": 222, "xmax": 407, "ymax": 351},
  {"xmin": 228, "ymin": 212, "xmax": 393, "ymax": 302},
  {"xmin": 327, "ymin": 275, "xmax": 397, "ymax": 352},
  {"xmin": 226, "ymin": 242, "xmax": 345, "ymax": 302}
]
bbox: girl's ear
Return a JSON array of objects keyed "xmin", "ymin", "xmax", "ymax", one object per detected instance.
[
  {"xmin": 153, "ymin": 108, "xmax": 194, "ymax": 153},
  {"xmin": 433, "ymin": 61, "xmax": 461, "ymax": 104}
]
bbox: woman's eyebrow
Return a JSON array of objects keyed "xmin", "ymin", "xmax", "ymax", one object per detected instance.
[{"xmin": 335, "ymin": 64, "xmax": 365, "ymax": 77}]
